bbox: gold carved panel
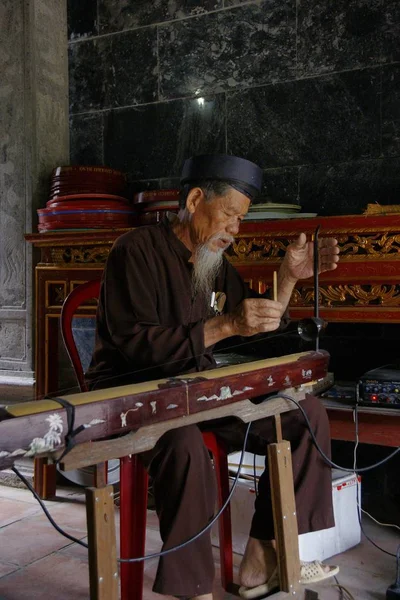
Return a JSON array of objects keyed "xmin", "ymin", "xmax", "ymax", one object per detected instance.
[
  {"xmin": 227, "ymin": 232, "xmax": 400, "ymax": 264},
  {"xmin": 50, "ymin": 245, "xmax": 111, "ymax": 265},
  {"xmin": 291, "ymin": 284, "xmax": 400, "ymax": 308}
]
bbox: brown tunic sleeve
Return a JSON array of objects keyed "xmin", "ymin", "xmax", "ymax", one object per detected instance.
[{"xmin": 99, "ymin": 243, "xmax": 212, "ymax": 381}]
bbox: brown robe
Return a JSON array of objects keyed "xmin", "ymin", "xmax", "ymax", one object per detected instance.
[
  {"xmin": 86, "ymin": 216, "xmax": 269, "ymax": 388},
  {"xmin": 86, "ymin": 217, "xmax": 334, "ymax": 597}
]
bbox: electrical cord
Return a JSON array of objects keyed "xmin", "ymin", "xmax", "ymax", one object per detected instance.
[
  {"xmin": 275, "ymin": 392, "xmax": 400, "ymax": 474},
  {"xmin": 10, "ymin": 391, "xmax": 400, "ymax": 563},
  {"xmin": 253, "ymin": 450, "xmax": 258, "ymax": 496},
  {"xmin": 332, "ymin": 575, "xmax": 356, "ymax": 600},
  {"xmin": 333, "ymin": 575, "xmax": 345, "ymax": 600},
  {"xmin": 11, "ymin": 421, "xmax": 253, "ymax": 562},
  {"xmin": 354, "ymin": 400, "xmax": 398, "ymax": 541},
  {"xmin": 352, "ymin": 405, "xmax": 399, "ymax": 559},
  {"xmin": 360, "ymin": 507, "xmax": 400, "ymax": 532},
  {"xmin": 386, "ymin": 543, "xmax": 400, "ymax": 598},
  {"xmin": 11, "ymin": 465, "xmax": 88, "ymax": 548},
  {"xmin": 394, "ymin": 545, "xmax": 400, "ymax": 587},
  {"xmin": 118, "ymin": 420, "xmax": 252, "ymax": 563},
  {"xmin": 356, "ymin": 486, "xmax": 400, "ymax": 557}
]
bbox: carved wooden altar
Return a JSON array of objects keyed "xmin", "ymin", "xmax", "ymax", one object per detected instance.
[
  {"xmin": 25, "ymin": 214, "xmax": 400, "ymax": 402},
  {"xmin": 226, "ymin": 214, "xmax": 400, "ymax": 323}
]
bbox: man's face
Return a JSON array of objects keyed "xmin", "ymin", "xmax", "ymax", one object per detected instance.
[{"xmin": 188, "ymin": 187, "xmax": 250, "ymax": 252}]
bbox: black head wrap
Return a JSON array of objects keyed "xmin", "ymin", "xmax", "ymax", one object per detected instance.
[{"xmin": 180, "ymin": 154, "xmax": 263, "ymax": 203}]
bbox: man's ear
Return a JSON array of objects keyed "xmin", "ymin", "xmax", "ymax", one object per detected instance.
[{"xmin": 186, "ymin": 187, "xmax": 205, "ymax": 215}]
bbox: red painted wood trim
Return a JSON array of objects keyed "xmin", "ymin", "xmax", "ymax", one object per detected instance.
[{"xmin": 327, "ymin": 408, "xmax": 400, "ymax": 447}]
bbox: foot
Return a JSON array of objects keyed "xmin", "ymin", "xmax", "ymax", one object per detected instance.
[
  {"xmin": 239, "ymin": 538, "xmax": 334, "ymax": 590},
  {"xmin": 239, "ymin": 538, "xmax": 277, "ymax": 588}
]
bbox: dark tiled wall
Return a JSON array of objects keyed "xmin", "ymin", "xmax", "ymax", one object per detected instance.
[{"xmin": 67, "ymin": 0, "xmax": 400, "ymax": 212}]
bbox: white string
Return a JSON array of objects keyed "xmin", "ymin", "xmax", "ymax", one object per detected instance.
[{"xmin": 26, "ymin": 327, "xmax": 298, "ymax": 402}]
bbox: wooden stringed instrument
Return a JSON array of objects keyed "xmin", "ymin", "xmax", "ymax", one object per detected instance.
[{"xmin": 0, "ymin": 350, "xmax": 329, "ymax": 471}]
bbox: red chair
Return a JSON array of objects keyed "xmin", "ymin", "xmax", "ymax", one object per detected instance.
[{"xmin": 61, "ymin": 279, "xmax": 234, "ymax": 600}]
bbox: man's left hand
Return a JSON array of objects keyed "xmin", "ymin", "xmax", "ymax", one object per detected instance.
[{"xmin": 281, "ymin": 233, "xmax": 340, "ymax": 282}]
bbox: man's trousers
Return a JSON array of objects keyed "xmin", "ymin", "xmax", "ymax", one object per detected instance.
[{"xmin": 143, "ymin": 394, "xmax": 335, "ymax": 597}]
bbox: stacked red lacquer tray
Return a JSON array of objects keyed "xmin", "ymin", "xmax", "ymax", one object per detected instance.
[
  {"xmin": 133, "ymin": 189, "xmax": 180, "ymax": 225},
  {"xmin": 38, "ymin": 165, "xmax": 136, "ymax": 232}
]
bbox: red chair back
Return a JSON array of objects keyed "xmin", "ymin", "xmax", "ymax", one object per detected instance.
[{"xmin": 60, "ymin": 279, "xmax": 101, "ymax": 393}]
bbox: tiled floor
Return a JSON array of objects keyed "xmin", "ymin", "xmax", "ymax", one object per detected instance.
[{"xmin": 0, "ymin": 481, "xmax": 398, "ymax": 600}]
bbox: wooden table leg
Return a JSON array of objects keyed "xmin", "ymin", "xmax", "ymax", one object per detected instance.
[
  {"xmin": 266, "ymin": 415, "xmax": 301, "ymax": 599},
  {"xmin": 34, "ymin": 313, "xmax": 59, "ymax": 499},
  {"xmin": 34, "ymin": 458, "xmax": 57, "ymax": 499},
  {"xmin": 93, "ymin": 462, "xmax": 108, "ymax": 488},
  {"xmin": 86, "ymin": 485, "xmax": 119, "ymax": 600}
]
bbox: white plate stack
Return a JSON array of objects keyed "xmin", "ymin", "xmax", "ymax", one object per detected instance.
[{"xmin": 244, "ymin": 202, "xmax": 317, "ymax": 220}]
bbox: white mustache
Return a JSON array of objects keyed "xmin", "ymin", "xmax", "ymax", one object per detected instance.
[{"xmin": 209, "ymin": 233, "xmax": 234, "ymax": 247}]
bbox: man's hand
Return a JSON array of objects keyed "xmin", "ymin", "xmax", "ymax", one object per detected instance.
[
  {"xmin": 229, "ymin": 298, "xmax": 283, "ymax": 337},
  {"xmin": 281, "ymin": 233, "xmax": 340, "ymax": 283},
  {"xmin": 204, "ymin": 298, "xmax": 283, "ymax": 348}
]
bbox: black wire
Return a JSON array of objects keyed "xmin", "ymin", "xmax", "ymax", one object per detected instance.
[
  {"xmin": 352, "ymin": 405, "xmax": 398, "ymax": 559},
  {"xmin": 355, "ymin": 475, "xmax": 398, "ymax": 558},
  {"xmin": 119, "ymin": 421, "xmax": 252, "ymax": 563},
  {"xmin": 253, "ymin": 450, "xmax": 258, "ymax": 496},
  {"xmin": 10, "ymin": 392, "xmax": 400, "ymax": 563},
  {"xmin": 275, "ymin": 393, "xmax": 400, "ymax": 474},
  {"xmin": 11, "ymin": 466, "xmax": 88, "ymax": 548},
  {"xmin": 11, "ymin": 422, "xmax": 253, "ymax": 562},
  {"xmin": 334, "ymin": 575, "xmax": 344, "ymax": 600}
]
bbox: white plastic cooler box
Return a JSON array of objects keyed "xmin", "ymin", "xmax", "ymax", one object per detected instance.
[{"xmin": 212, "ymin": 460, "xmax": 361, "ymax": 561}]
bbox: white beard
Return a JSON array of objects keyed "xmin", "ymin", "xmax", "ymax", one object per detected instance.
[{"xmin": 192, "ymin": 234, "xmax": 231, "ymax": 302}]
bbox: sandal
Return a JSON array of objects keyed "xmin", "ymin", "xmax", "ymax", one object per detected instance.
[
  {"xmin": 238, "ymin": 560, "xmax": 339, "ymax": 598},
  {"xmin": 300, "ymin": 560, "xmax": 339, "ymax": 583},
  {"xmin": 238, "ymin": 567, "xmax": 279, "ymax": 599}
]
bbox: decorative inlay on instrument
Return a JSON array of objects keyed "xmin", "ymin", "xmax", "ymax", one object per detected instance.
[{"xmin": 0, "ymin": 351, "xmax": 329, "ymax": 470}]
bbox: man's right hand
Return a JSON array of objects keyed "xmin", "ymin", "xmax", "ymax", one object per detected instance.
[{"xmin": 228, "ymin": 298, "xmax": 283, "ymax": 337}]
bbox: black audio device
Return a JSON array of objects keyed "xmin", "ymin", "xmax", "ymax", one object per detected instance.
[{"xmin": 358, "ymin": 364, "xmax": 400, "ymax": 408}]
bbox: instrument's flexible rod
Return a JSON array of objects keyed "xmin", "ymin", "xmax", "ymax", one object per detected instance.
[
  {"xmin": 313, "ymin": 226, "xmax": 320, "ymax": 321},
  {"xmin": 313, "ymin": 225, "xmax": 321, "ymax": 351}
]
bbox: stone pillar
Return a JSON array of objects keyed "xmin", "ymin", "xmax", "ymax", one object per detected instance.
[{"xmin": 0, "ymin": 0, "xmax": 69, "ymax": 384}]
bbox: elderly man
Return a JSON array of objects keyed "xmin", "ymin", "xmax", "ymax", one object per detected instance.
[{"xmin": 86, "ymin": 154, "xmax": 340, "ymax": 599}]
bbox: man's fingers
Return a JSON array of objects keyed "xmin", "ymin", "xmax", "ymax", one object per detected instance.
[
  {"xmin": 251, "ymin": 307, "xmax": 282, "ymax": 320},
  {"xmin": 319, "ymin": 245, "xmax": 340, "ymax": 256},
  {"xmin": 258, "ymin": 320, "xmax": 281, "ymax": 333},
  {"xmin": 242, "ymin": 299, "xmax": 283, "ymax": 319},
  {"xmin": 244, "ymin": 298, "xmax": 283, "ymax": 311},
  {"xmin": 320, "ymin": 262, "xmax": 338, "ymax": 273},
  {"xmin": 318, "ymin": 238, "xmax": 340, "ymax": 273},
  {"xmin": 318, "ymin": 237, "xmax": 339, "ymax": 248},
  {"xmin": 293, "ymin": 232, "xmax": 307, "ymax": 248},
  {"xmin": 320, "ymin": 254, "xmax": 340, "ymax": 265}
]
